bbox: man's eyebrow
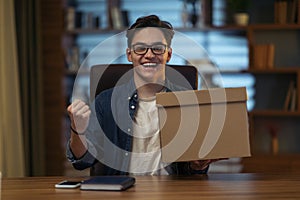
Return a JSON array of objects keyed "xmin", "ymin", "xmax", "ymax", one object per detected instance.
[
  {"xmin": 132, "ymin": 42, "xmax": 147, "ymax": 45},
  {"xmin": 132, "ymin": 42, "xmax": 166, "ymax": 46}
]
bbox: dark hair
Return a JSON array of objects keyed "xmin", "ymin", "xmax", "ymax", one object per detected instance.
[{"xmin": 126, "ymin": 15, "xmax": 175, "ymax": 47}]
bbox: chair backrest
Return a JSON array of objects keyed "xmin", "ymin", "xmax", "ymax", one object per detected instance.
[{"xmin": 90, "ymin": 63, "xmax": 198, "ymax": 101}]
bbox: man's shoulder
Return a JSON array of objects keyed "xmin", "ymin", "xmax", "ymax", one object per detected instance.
[{"xmin": 96, "ymin": 80, "xmax": 133, "ymax": 101}]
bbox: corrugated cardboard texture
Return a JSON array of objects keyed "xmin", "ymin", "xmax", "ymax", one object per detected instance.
[{"xmin": 156, "ymin": 87, "xmax": 251, "ymax": 162}]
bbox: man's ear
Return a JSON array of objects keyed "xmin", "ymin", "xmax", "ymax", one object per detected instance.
[
  {"xmin": 167, "ymin": 47, "xmax": 172, "ymax": 62},
  {"xmin": 126, "ymin": 48, "xmax": 132, "ymax": 62}
]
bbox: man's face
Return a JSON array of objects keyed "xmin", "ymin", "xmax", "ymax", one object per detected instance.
[{"xmin": 126, "ymin": 27, "xmax": 172, "ymax": 84}]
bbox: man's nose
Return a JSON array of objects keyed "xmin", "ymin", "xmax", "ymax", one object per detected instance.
[{"xmin": 144, "ymin": 48, "xmax": 155, "ymax": 58}]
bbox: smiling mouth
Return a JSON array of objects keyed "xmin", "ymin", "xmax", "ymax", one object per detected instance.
[{"xmin": 142, "ymin": 63, "xmax": 158, "ymax": 68}]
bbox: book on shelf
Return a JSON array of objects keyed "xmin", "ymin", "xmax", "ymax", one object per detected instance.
[
  {"xmin": 82, "ymin": 12, "xmax": 94, "ymax": 29},
  {"xmin": 288, "ymin": 0, "xmax": 298, "ymax": 23},
  {"xmin": 65, "ymin": 7, "xmax": 83, "ymax": 30},
  {"xmin": 274, "ymin": 0, "xmax": 300, "ymax": 24},
  {"xmin": 283, "ymin": 80, "xmax": 297, "ymax": 111},
  {"xmin": 110, "ymin": 7, "xmax": 122, "ymax": 29},
  {"xmin": 290, "ymin": 86, "xmax": 297, "ymax": 111},
  {"xmin": 266, "ymin": 44, "xmax": 275, "ymax": 69},
  {"xmin": 199, "ymin": 0, "xmax": 212, "ymax": 27},
  {"xmin": 82, "ymin": 13, "xmax": 102, "ymax": 29},
  {"xmin": 121, "ymin": 10, "xmax": 130, "ymax": 27},
  {"xmin": 66, "ymin": 46, "xmax": 80, "ymax": 72},
  {"xmin": 275, "ymin": 0, "xmax": 287, "ymax": 24},
  {"xmin": 65, "ymin": 7, "xmax": 75, "ymax": 31},
  {"xmin": 109, "ymin": 6, "xmax": 129, "ymax": 29},
  {"xmin": 298, "ymin": 0, "xmax": 300, "ymax": 24},
  {"xmin": 75, "ymin": 11, "xmax": 83, "ymax": 29},
  {"xmin": 251, "ymin": 44, "xmax": 275, "ymax": 69},
  {"xmin": 268, "ymin": 126, "xmax": 279, "ymax": 155},
  {"xmin": 66, "ymin": 8, "xmax": 102, "ymax": 30},
  {"xmin": 80, "ymin": 176, "xmax": 135, "ymax": 191}
]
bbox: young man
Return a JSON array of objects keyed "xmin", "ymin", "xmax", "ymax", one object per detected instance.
[{"xmin": 67, "ymin": 15, "xmax": 217, "ymax": 175}]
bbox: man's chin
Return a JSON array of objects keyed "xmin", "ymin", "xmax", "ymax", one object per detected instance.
[{"xmin": 135, "ymin": 73, "xmax": 165, "ymax": 84}]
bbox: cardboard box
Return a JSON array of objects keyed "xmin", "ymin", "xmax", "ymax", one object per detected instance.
[{"xmin": 156, "ymin": 87, "xmax": 251, "ymax": 162}]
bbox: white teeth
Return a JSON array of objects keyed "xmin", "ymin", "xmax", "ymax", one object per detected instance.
[{"xmin": 143, "ymin": 63, "xmax": 157, "ymax": 67}]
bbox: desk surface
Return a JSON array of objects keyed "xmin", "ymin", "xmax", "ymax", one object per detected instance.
[{"xmin": 2, "ymin": 173, "xmax": 300, "ymax": 199}]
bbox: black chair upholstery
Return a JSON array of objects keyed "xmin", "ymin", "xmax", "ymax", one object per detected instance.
[{"xmin": 90, "ymin": 63, "xmax": 198, "ymax": 101}]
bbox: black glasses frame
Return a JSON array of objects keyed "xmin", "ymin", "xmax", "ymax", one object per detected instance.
[{"xmin": 131, "ymin": 43, "xmax": 167, "ymax": 55}]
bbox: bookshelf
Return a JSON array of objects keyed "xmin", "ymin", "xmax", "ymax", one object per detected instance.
[
  {"xmin": 242, "ymin": 1, "xmax": 300, "ymax": 172},
  {"xmin": 59, "ymin": 0, "xmax": 300, "ymax": 174}
]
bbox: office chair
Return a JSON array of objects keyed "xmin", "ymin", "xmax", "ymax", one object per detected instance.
[{"xmin": 90, "ymin": 63, "xmax": 198, "ymax": 101}]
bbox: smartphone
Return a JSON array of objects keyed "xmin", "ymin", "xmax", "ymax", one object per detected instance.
[{"xmin": 55, "ymin": 180, "xmax": 82, "ymax": 189}]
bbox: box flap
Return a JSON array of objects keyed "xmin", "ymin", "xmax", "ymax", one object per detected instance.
[{"xmin": 156, "ymin": 87, "xmax": 247, "ymax": 107}]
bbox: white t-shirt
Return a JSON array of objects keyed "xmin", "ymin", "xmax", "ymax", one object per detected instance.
[{"xmin": 129, "ymin": 96, "xmax": 169, "ymax": 176}]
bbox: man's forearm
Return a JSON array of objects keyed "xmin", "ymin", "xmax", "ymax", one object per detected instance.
[{"xmin": 69, "ymin": 132, "xmax": 88, "ymax": 159}]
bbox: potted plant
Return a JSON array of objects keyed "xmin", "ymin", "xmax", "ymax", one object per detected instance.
[{"xmin": 228, "ymin": 0, "xmax": 250, "ymax": 25}]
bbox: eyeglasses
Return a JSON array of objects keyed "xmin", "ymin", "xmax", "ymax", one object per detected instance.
[{"xmin": 131, "ymin": 43, "xmax": 167, "ymax": 55}]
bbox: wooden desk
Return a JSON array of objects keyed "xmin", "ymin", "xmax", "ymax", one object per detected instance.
[{"xmin": 2, "ymin": 173, "xmax": 300, "ymax": 199}]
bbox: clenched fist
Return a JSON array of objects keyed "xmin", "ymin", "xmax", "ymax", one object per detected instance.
[{"xmin": 67, "ymin": 99, "xmax": 91, "ymax": 134}]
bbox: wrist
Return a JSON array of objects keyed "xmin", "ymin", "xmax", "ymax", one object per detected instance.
[{"xmin": 70, "ymin": 126, "xmax": 85, "ymax": 135}]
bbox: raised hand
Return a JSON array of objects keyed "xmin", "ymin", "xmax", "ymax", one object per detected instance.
[{"xmin": 67, "ymin": 99, "xmax": 91, "ymax": 134}]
